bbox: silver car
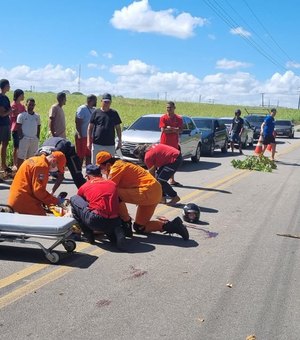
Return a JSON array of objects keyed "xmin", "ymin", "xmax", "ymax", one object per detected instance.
[{"xmin": 118, "ymin": 114, "xmax": 202, "ymax": 163}]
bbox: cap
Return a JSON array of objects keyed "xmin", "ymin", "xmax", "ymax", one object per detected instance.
[
  {"xmin": 51, "ymin": 151, "xmax": 66, "ymax": 173},
  {"xmin": 102, "ymin": 93, "xmax": 112, "ymax": 102},
  {"xmin": 96, "ymin": 151, "xmax": 112, "ymax": 165},
  {"xmin": 86, "ymin": 164, "xmax": 101, "ymax": 176},
  {"xmin": 271, "ymin": 108, "xmax": 277, "ymax": 113},
  {"xmin": 235, "ymin": 109, "xmax": 241, "ymax": 114}
]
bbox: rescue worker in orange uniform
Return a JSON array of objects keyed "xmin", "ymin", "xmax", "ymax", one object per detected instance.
[
  {"xmin": 8, "ymin": 151, "xmax": 66, "ymax": 215},
  {"xmin": 96, "ymin": 151, "xmax": 189, "ymax": 240}
]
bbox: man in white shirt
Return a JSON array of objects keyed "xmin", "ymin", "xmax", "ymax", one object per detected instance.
[
  {"xmin": 17, "ymin": 98, "xmax": 41, "ymax": 168},
  {"xmin": 48, "ymin": 92, "xmax": 66, "ymax": 138}
]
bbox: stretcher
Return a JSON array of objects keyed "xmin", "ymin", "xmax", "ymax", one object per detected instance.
[{"xmin": 0, "ymin": 205, "xmax": 77, "ymax": 264}]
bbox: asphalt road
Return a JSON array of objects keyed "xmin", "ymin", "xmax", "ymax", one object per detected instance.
[{"xmin": 1, "ymin": 136, "xmax": 300, "ymax": 340}]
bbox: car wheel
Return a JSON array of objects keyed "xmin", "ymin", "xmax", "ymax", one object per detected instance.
[
  {"xmin": 209, "ymin": 142, "xmax": 215, "ymax": 156},
  {"xmin": 221, "ymin": 139, "xmax": 228, "ymax": 153},
  {"xmin": 191, "ymin": 143, "xmax": 201, "ymax": 163},
  {"xmin": 242, "ymin": 136, "xmax": 248, "ymax": 149},
  {"xmin": 290, "ymin": 132, "xmax": 294, "ymax": 139}
]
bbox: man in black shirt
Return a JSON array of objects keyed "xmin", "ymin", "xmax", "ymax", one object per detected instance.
[
  {"xmin": 230, "ymin": 109, "xmax": 244, "ymax": 154},
  {"xmin": 87, "ymin": 93, "xmax": 122, "ymax": 164},
  {"xmin": 0, "ymin": 79, "xmax": 12, "ymax": 174}
]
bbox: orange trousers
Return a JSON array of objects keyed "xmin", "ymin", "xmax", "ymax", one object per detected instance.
[{"xmin": 118, "ymin": 181, "xmax": 164, "ymax": 232}]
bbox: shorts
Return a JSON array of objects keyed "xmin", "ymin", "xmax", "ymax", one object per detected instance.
[
  {"xmin": 12, "ymin": 130, "xmax": 19, "ymax": 148},
  {"xmin": 18, "ymin": 137, "xmax": 39, "ymax": 160},
  {"xmin": 263, "ymin": 134, "xmax": 275, "ymax": 145},
  {"xmin": 0, "ymin": 125, "xmax": 11, "ymax": 143},
  {"xmin": 75, "ymin": 135, "xmax": 91, "ymax": 159},
  {"xmin": 230, "ymin": 132, "xmax": 241, "ymax": 143}
]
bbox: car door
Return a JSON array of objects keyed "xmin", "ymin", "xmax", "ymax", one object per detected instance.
[
  {"xmin": 243, "ymin": 119, "xmax": 254, "ymax": 145},
  {"xmin": 214, "ymin": 120, "xmax": 223, "ymax": 147},
  {"xmin": 180, "ymin": 116, "xmax": 199, "ymax": 156}
]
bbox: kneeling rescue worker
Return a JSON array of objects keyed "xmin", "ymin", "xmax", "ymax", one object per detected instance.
[
  {"xmin": 70, "ymin": 164, "xmax": 127, "ymax": 250},
  {"xmin": 8, "ymin": 151, "xmax": 66, "ymax": 215},
  {"xmin": 96, "ymin": 151, "xmax": 189, "ymax": 240}
]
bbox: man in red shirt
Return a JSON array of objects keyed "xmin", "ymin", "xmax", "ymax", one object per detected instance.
[
  {"xmin": 134, "ymin": 143, "xmax": 182, "ymax": 205},
  {"xmin": 70, "ymin": 164, "xmax": 126, "ymax": 250},
  {"xmin": 159, "ymin": 101, "xmax": 183, "ymax": 186}
]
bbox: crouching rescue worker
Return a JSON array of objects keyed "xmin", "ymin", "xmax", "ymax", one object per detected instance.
[
  {"xmin": 8, "ymin": 151, "xmax": 66, "ymax": 215},
  {"xmin": 70, "ymin": 164, "xmax": 127, "ymax": 250},
  {"xmin": 37, "ymin": 136, "xmax": 86, "ymax": 194},
  {"xmin": 96, "ymin": 151, "xmax": 189, "ymax": 240},
  {"xmin": 133, "ymin": 143, "xmax": 182, "ymax": 205}
]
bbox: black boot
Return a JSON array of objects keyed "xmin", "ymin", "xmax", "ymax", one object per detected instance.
[
  {"xmin": 163, "ymin": 217, "xmax": 189, "ymax": 240},
  {"xmin": 113, "ymin": 226, "xmax": 127, "ymax": 251},
  {"xmin": 121, "ymin": 219, "xmax": 133, "ymax": 238}
]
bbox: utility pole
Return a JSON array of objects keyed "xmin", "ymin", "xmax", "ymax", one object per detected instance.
[
  {"xmin": 261, "ymin": 93, "xmax": 265, "ymax": 107},
  {"xmin": 298, "ymin": 89, "xmax": 300, "ymax": 110},
  {"xmin": 78, "ymin": 64, "xmax": 81, "ymax": 92},
  {"xmin": 199, "ymin": 94, "xmax": 202, "ymax": 103}
]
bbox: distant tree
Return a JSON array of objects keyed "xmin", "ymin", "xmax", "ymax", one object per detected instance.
[{"xmin": 72, "ymin": 92, "xmax": 84, "ymax": 95}]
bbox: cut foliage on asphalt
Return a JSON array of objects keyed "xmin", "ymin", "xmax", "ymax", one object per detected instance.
[{"xmin": 231, "ymin": 155, "xmax": 277, "ymax": 172}]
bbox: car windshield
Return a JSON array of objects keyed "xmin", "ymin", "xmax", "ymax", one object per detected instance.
[
  {"xmin": 193, "ymin": 119, "xmax": 213, "ymax": 130},
  {"xmin": 129, "ymin": 116, "xmax": 161, "ymax": 131},
  {"xmin": 246, "ymin": 115, "xmax": 265, "ymax": 123},
  {"xmin": 219, "ymin": 119, "xmax": 232, "ymax": 125},
  {"xmin": 275, "ymin": 120, "xmax": 291, "ymax": 126}
]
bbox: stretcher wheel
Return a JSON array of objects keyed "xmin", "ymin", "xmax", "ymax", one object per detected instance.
[
  {"xmin": 45, "ymin": 252, "xmax": 60, "ymax": 264},
  {"xmin": 63, "ymin": 239, "xmax": 76, "ymax": 252}
]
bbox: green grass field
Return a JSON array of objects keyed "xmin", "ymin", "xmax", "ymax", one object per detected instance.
[{"xmin": 4, "ymin": 91, "xmax": 300, "ymax": 165}]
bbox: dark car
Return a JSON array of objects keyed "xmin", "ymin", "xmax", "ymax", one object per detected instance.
[
  {"xmin": 275, "ymin": 120, "xmax": 294, "ymax": 138},
  {"xmin": 244, "ymin": 114, "xmax": 266, "ymax": 140},
  {"xmin": 118, "ymin": 114, "xmax": 202, "ymax": 163},
  {"xmin": 193, "ymin": 117, "xmax": 228, "ymax": 156},
  {"xmin": 219, "ymin": 117, "xmax": 254, "ymax": 148}
]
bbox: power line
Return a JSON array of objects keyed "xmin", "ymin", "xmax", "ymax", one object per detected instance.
[
  {"xmin": 242, "ymin": 0, "xmax": 293, "ymax": 62},
  {"xmin": 224, "ymin": 0, "xmax": 289, "ymax": 66},
  {"xmin": 202, "ymin": 0, "xmax": 287, "ymax": 72}
]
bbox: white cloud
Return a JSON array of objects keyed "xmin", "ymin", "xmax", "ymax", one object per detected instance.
[
  {"xmin": 2, "ymin": 63, "xmax": 300, "ymax": 108},
  {"xmin": 110, "ymin": 0, "xmax": 207, "ymax": 39},
  {"xmin": 286, "ymin": 60, "xmax": 300, "ymax": 69},
  {"xmin": 89, "ymin": 50, "xmax": 98, "ymax": 57},
  {"xmin": 110, "ymin": 59, "xmax": 156, "ymax": 76},
  {"xmin": 216, "ymin": 58, "xmax": 252, "ymax": 70},
  {"xmin": 230, "ymin": 27, "xmax": 251, "ymax": 37},
  {"xmin": 103, "ymin": 52, "xmax": 113, "ymax": 59},
  {"xmin": 87, "ymin": 63, "xmax": 107, "ymax": 70}
]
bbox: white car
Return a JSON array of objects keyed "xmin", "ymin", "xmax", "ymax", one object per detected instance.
[{"xmin": 118, "ymin": 114, "xmax": 202, "ymax": 163}]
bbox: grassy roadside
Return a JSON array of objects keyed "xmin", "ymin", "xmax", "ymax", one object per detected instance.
[{"xmin": 3, "ymin": 91, "xmax": 300, "ymax": 165}]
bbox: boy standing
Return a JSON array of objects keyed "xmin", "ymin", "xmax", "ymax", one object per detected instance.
[{"xmin": 17, "ymin": 98, "xmax": 41, "ymax": 168}]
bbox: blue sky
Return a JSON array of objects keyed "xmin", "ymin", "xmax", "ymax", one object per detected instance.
[{"xmin": 1, "ymin": 0, "xmax": 300, "ymax": 108}]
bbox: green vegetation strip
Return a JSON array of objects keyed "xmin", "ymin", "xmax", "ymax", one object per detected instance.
[{"xmin": 231, "ymin": 155, "xmax": 277, "ymax": 172}]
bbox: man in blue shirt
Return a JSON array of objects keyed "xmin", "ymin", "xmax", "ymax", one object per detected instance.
[{"xmin": 261, "ymin": 108, "xmax": 277, "ymax": 161}]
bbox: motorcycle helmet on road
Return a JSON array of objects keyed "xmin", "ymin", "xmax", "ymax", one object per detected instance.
[{"xmin": 182, "ymin": 203, "xmax": 200, "ymax": 223}]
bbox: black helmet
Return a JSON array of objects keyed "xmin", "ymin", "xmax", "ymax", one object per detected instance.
[{"xmin": 182, "ymin": 203, "xmax": 200, "ymax": 223}]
